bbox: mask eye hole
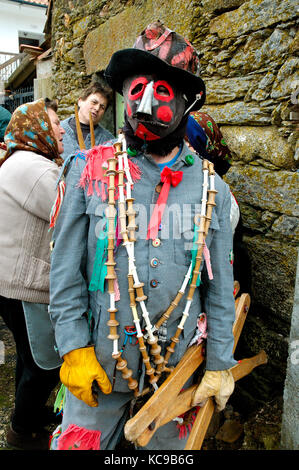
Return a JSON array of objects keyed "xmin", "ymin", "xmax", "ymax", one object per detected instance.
[
  {"xmin": 154, "ymin": 80, "xmax": 174, "ymax": 102},
  {"xmin": 128, "ymin": 77, "xmax": 148, "ymax": 100},
  {"xmin": 156, "ymin": 85, "xmax": 170, "ymax": 97}
]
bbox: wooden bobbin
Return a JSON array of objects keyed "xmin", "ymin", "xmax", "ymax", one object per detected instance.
[
  {"xmin": 139, "ymin": 336, "xmax": 158, "ymax": 385},
  {"xmin": 126, "ymin": 198, "xmax": 137, "ymax": 242},
  {"xmin": 163, "ymin": 328, "xmax": 182, "ymax": 368},
  {"xmin": 127, "ymin": 275, "xmax": 158, "ymax": 386},
  {"xmin": 134, "ymin": 283, "xmax": 147, "ymax": 303},
  {"xmin": 113, "ymin": 352, "xmax": 139, "ymax": 394},
  {"xmin": 154, "ymin": 291, "xmax": 184, "ymax": 331},
  {"xmin": 147, "ymin": 335, "xmax": 164, "ymax": 367},
  {"xmin": 107, "ymin": 308, "xmax": 119, "ymax": 341},
  {"xmin": 161, "ymin": 161, "xmax": 217, "ymax": 368},
  {"xmin": 118, "ymin": 201, "xmax": 129, "ymax": 243}
]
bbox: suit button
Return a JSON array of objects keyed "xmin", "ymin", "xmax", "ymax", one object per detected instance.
[
  {"xmin": 152, "ymin": 238, "xmax": 161, "ymax": 247},
  {"xmin": 150, "ymin": 279, "xmax": 159, "ymax": 288},
  {"xmin": 150, "ymin": 258, "xmax": 159, "ymax": 268},
  {"xmin": 155, "ymin": 182, "xmax": 163, "ymax": 193}
]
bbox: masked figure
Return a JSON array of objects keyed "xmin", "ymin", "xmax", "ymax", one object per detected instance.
[{"xmin": 49, "ymin": 21, "xmax": 236, "ymax": 451}]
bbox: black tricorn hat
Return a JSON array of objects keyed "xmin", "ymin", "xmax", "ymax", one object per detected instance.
[{"xmin": 104, "ymin": 21, "xmax": 206, "ymax": 112}]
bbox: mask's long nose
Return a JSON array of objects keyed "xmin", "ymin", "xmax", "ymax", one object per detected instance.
[{"xmin": 136, "ymin": 81, "xmax": 154, "ymax": 116}]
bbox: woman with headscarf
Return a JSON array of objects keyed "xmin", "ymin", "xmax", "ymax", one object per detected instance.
[{"xmin": 0, "ymin": 98, "xmax": 65, "ymax": 450}]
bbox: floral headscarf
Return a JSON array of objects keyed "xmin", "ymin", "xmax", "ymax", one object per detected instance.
[
  {"xmin": 186, "ymin": 111, "xmax": 232, "ymax": 176},
  {"xmin": 1, "ymin": 98, "xmax": 60, "ymax": 166}
]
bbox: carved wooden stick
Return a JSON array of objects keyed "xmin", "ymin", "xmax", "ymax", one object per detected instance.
[
  {"xmin": 124, "ymin": 292, "xmax": 266, "ymax": 447},
  {"xmin": 128, "ymin": 274, "xmax": 158, "ymax": 390},
  {"xmin": 89, "ymin": 111, "xmax": 95, "ymax": 148},
  {"xmin": 126, "ymin": 197, "xmax": 137, "ymax": 243},
  {"xmin": 105, "ymin": 147, "xmax": 138, "ymax": 393},
  {"xmin": 75, "ymin": 104, "xmax": 85, "ymax": 150}
]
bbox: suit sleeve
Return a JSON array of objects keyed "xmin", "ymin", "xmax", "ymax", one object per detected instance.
[{"xmin": 201, "ymin": 182, "xmax": 238, "ymax": 370}]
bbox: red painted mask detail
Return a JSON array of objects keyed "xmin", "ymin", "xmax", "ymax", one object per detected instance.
[
  {"xmin": 128, "ymin": 76, "xmax": 149, "ymax": 100},
  {"xmin": 156, "ymin": 106, "xmax": 173, "ymax": 123},
  {"xmin": 135, "ymin": 123, "xmax": 160, "ymax": 141},
  {"xmin": 153, "ymin": 80, "xmax": 174, "ymax": 102}
]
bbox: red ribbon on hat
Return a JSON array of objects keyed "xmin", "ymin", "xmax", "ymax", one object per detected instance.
[{"xmin": 146, "ymin": 167, "xmax": 183, "ymax": 240}]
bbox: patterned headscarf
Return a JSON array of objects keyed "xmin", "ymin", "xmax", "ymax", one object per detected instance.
[
  {"xmin": 1, "ymin": 98, "xmax": 60, "ymax": 167},
  {"xmin": 186, "ymin": 111, "xmax": 232, "ymax": 176}
]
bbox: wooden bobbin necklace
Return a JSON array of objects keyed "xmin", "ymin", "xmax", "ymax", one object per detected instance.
[{"xmin": 105, "ymin": 132, "xmax": 217, "ymax": 397}]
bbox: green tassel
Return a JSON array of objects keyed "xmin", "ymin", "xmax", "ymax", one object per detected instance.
[
  {"xmin": 54, "ymin": 383, "xmax": 66, "ymax": 414},
  {"xmin": 190, "ymin": 223, "xmax": 201, "ymax": 287},
  {"xmin": 89, "ymin": 216, "xmax": 108, "ymax": 292}
]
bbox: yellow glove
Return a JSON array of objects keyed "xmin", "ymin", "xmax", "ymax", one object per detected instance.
[
  {"xmin": 191, "ymin": 369, "xmax": 235, "ymax": 411},
  {"xmin": 60, "ymin": 346, "xmax": 112, "ymax": 407}
]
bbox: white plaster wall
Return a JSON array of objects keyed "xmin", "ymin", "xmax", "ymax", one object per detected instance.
[{"xmin": 0, "ymin": 0, "xmax": 47, "ymax": 54}]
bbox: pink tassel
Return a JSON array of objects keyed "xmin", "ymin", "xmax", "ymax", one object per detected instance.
[
  {"xmin": 203, "ymin": 243, "xmax": 213, "ymax": 280},
  {"xmin": 57, "ymin": 424, "xmax": 101, "ymax": 451},
  {"xmin": 128, "ymin": 159, "xmax": 142, "ymax": 181},
  {"xmin": 196, "ymin": 313, "xmax": 208, "ymax": 343},
  {"xmin": 114, "ymin": 276, "xmax": 120, "ymax": 301},
  {"xmin": 115, "ymin": 218, "xmax": 122, "ymax": 247}
]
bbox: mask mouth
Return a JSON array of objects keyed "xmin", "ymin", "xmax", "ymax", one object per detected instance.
[{"xmin": 132, "ymin": 113, "xmax": 168, "ymax": 128}]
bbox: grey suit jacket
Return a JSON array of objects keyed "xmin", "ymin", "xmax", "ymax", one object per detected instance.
[{"xmin": 50, "ymin": 141, "xmax": 237, "ymax": 393}]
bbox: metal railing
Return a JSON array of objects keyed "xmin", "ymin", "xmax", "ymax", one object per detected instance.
[
  {"xmin": 0, "ymin": 52, "xmax": 24, "ymax": 82},
  {"xmin": 4, "ymin": 86, "xmax": 34, "ymax": 113}
]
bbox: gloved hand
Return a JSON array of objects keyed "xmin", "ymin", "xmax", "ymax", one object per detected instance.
[
  {"xmin": 191, "ymin": 369, "xmax": 234, "ymax": 411},
  {"xmin": 60, "ymin": 346, "xmax": 112, "ymax": 407}
]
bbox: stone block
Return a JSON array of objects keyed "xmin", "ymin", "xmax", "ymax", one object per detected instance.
[
  {"xmin": 202, "ymin": 102, "xmax": 272, "ymax": 125},
  {"xmin": 225, "ymin": 165, "xmax": 299, "ymax": 216},
  {"xmin": 209, "ymin": 0, "xmax": 298, "ymax": 39},
  {"xmin": 205, "ymin": 77, "xmax": 254, "ymax": 104},
  {"xmin": 243, "ymin": 235, "xmax": 297, "ymax": 322},
  {"xmin": 221, "ymin": 126, "xmax": 296, "ymax": 169},
  {"xmin": 271, "ymin": 57, "xmax": 299, "ymax": 99},
  {"xmin": 73, "ymin": 16, "xmax": 93, "ymax": 39},
  {"xmin": 83, "ymin": 0, "xmax": 195, "ymax": 74}
]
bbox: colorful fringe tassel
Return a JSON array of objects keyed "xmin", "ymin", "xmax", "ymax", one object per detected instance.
[
  {"xmin": 57, "ymin": 424, "xmax": 101, "ymax": 450},
  {"xmin": 53, "ymin": 383, "xmax": 67, "ymax": 417},
  {"xmin": 176, "ymin": 407, "xmax": 200, "ymax": 440},
  {"xmin": 78, "ymin": 144, "xmax": 142, "ymax": 199},
  {"xmin": 49, "ymin": 180, "xmax": 66, "ymax": 229}
]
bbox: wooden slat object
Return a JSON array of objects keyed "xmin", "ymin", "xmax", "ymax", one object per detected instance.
[
  {"xmin": 124, "ymin": 343, "xmax": 205, "ymax": 444},
  {"xmin": 124, "ymin": 292, "xmax": 267, "ymax": 448},
  {"xmin": 185, "ymin": 350, "xmax": 268, "ymax": 449}
]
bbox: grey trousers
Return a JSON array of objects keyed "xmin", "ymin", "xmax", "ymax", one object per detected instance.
[{"xmin": 59, "ymin": 387, "xmax": 189, "ymax": 450}]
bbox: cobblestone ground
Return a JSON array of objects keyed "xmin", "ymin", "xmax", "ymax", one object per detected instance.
[
  {"xmin": 0, "ymin": 317, "xmax": 16, "ymax": 450},
  {"xmin": 0, "ymin": 316, "xmax": 60, "ymax": 450},
  {"xmin": 0, "ymin": 315, "xmax": 17, "ymax": 449}
]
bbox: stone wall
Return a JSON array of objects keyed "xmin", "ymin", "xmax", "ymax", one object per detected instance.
[
  {"xmin": 192, "ymin": 0, "xmax": 299, "ymax": 410},
  {"xmin": 49, "ymin": 0, "xmax": 299, "ymax": 409}
]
